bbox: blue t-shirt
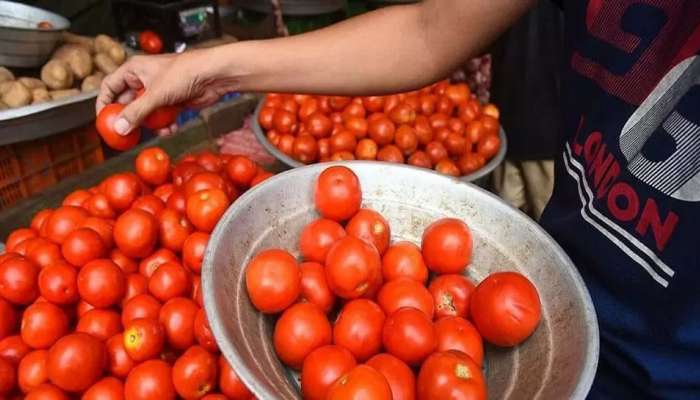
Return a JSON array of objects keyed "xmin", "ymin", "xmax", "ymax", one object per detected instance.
[{"xmin": 540, "ymin": 1, "xmax": 700, "ymax": 398}]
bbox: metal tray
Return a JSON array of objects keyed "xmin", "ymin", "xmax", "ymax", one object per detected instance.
[{"xmin": 203, "ymin": 161, "xmax": 599, "ymax": 400}]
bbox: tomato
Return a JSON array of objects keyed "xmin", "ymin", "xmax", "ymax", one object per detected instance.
[
  {"xmin": 388, "ymin": 103, "xmax": 416, "ymax": 126},
  {"xmin": 172, "ymin": 162, "xmax": 205, "ymax": 187},
  {"xmin": 377, "ymin": 278, "xmax": 434, "ymax": 319},
  {"xmin": 326, "ymin": 364, "xmax": 392, "ymax": 400},
  {"xmin": 77, "ymin": 300, "xmax": 95, "ymax": 317},
  {"xmin": 434, "ymin": 127, "xmax": 452, "ymax": 143},
  {"xmin": 465, "ymin": 120, "xmax": 486, "ymax": 144},
  {"xmin": 355, "ymin": 138, "xmax": 378, "ymax": 160},
  {"xmin": 159, "ymin": 297, "xmax": 198, "ymax": 350},
  {"xmin": 219, "ymin": 356, "xmax": 253, "ymax": 400},
  {"xmin": 148, "ymin": 261, "xmax": 190, "ymax": 302},
  {"xmin": 259, "ymin": 107, "xmax": 277, "ymax": 132},
  {"xmin": 153, "ymin": 184, "xmax": 175, "ymax": 203},
  {"xmin": 382, "ymin": 307, "xmax": 435, "ymax": 366},
  {"xmin": 481, "ymin": 103, "xmax": 500, "ymax": 119},
  {"xmin": 122, "ymin": 294, "xmax": 161, "ymax": 327},
  {"xmin": 77, "ymin": 259, "xmax": 126, "ymax": 308},
  {"xmin": 76, "ymin": 309, "xmax": 121, "ymax": 341},
  {"xmin": 380, "ymin": 242, "xmax": 427, "ymax": 284},
  {"xmin": 417, "ymin": 351, "xmax": 486, "ymax": 400},
  {"xmin": 83, "ymin": 376, "xmax": 124, "ymax": 400},
  {"xmin": 314, "ymin": 166, "xmax": 362, "ymax": 222},
  {"xmin": 273, "ymin": 302, "xmax": 331, "ymax": 369},
  {"xmin": 414, "ymin": 115, "xmax": 433, "ymax": 146},
  {"xmin": 114, "ymin": 209, "xmax": 158, "ymax": 258},
  {"xmin": 434, "ymin": 316, "xmax": 483, "ymax": 366},
  {"xmin": 135, "ymin": 147, "xmax": 170, "ymax": 186},
  {"xmin": 244, "ymin": 249, "xmax": 300, "ymax": 313},
  {"xmin": 445, "ymin": 133, "xmax": 468, "ymax": 158},
  {"xmin": 31, "ymin": 209, "xmax": 53, "ymax": 233},
  {"xmin": 123, "ymin": 272, "xmax": 148, "ymax": 306},
  {"xmin": 25, "ymin": 240, "xmax": 62, "ymax": 269},
  {"xmin": 139, "ymin": 30, "xmax": 163, "ymax": 54},
  {"xmin": 6, "ymin": 228, "xmax": 37, "ymax": 252},
  {"xmin": 444, "ymin": 84, "xmax": 470, "ymax": 106},
  {"xmin": 418, "ymin": 94, "xmax": 437, "ymax": 116},
  {"xmin": 0, "ymin": 336, "xmax": 30, "ymax": 366},
  {"xmin": 333, "ymin": 299, "xmax": 385, "ymax": 362},
  {"xmin": 297, "ymin": 97, "xmax": 319, "ymax": 122},
  {"xmin": 424, "ymin": 141, "xmax": 448, "ymax": 165},
  {"xmin": 183, "ymin": 172, "xmax": 225, "ymax": 198},
  {"xmin": 17, "ymin": 349, "xmax": 47, "ymax": 393},
  {"xmin": 225, "ymin": 156, "xmax": 257, "ymax": 188},
  {"xmin": 429, "ymin": 113, "xmax": 450, "ymax": 131},
  {"xmin": 368, "ymin": 117, "xmax": 396, "ymax": 146},
  {"xmin": 325, "ymin": 236, "xmax": 381, "ymax": 299},
  {"xmin": 166, "ymin": 189, "xmax": 186, "ymax": 212},
  {"xmin": 329, "ymin": 130, "xmax": 357, "ymax": 155},
  {"xmin": 421, "ymin": 218, "xmax": 472, "ymax": 274},
  {"xmin": 366, "ymin": 353, "xmax": 416, "ymax": 400},
  {"xmin": 20, "ymin": 302, "xmax": 68, "ymax": 349},
  {"xmin": 0, "ymin": 256, "xmax": 39, "ymax": 305},
  {"xmin": 250, "ymin": 169, "xmax": 273, "ymax": 187},
  {"xmin": 25, "ymin": 383, "xmax": 69, "ymax": 400},
  {"xmin": 435, "ymin": 159, "xmax": 461, "ymax": 177},
  {"xmin": 299, "ymin": 218, "xmax": 346, "ymax": 263},
  {"xmin": 85, "ymin": 193, "xmax": 116, "ymax": 219},
  {"xmin": 159, "ymin": 209, "xmax": 193, "ymax": 252},
  {"xmin": 327, "ymin": 96, "xmax": 350, "ymax": 111},
  {"xmin": 0, "ymin": 298, "xmax": 17, "ymax": 340},
  {"xmin": 383, "ymin": 95, "xmax": 400, "ymax": 114},
  {"xmin": 458, "ymin": 101, "xmax": 479, "ymax": 124},
  {"xmin": 194, "ymin": 308, "xmax": 217, "ymax": 353},
  {"xmin": 330, "ymin": 151, "xmax": 355, "ymax": 161},
  {"xmin": 82, "ymin": 217, "xmax": 115, "ymax": 249},
  {"xmin": 306, "ymin": 112, "xmax": 332, "ymax": 139},
  {"xmin": 457, "ymin": 153, "xmax": 482, "ymax": 175},
  {"xmin": 132, "ymin": 195, "xmax": 165, "ymax": 218},
  {"xmin": 362, "ymin": 96, "xmax": 384, "ymax": 112},
  {"xmin": 428, "ymin": 274, "xmax": 475, "ymax": 319},
  {"xmin": 480, "ymin": 115, "xmax": 500, "ymax": 137},
  {"xmin": 301, "ymin": 345, "xmax": 356, "ymax": 400},
  {"xmin": 273, "ymin": 109, "xmax": 298, "ymax": 134},
  {"xmin": 477, "ymin": 133, "xmax": 501, "ymax": 160},
  {"xmin": 292, "ymin": 135, "xmax": 319, "ymax": 164},
  {"xmin": 182, "ymin": 232, "xmax": 209, "ymax": 274},
  {"xmin": 139, "ymin": 248, "xmax": 178, "ymax": 278},
  {"xmin": 124, "ymin": 359, "xmax": 176, "ymax": 400},
  {"xmin": 0, "ymin": 356, "xmax": 14, "ymax": 394},
  {"xmin": 123, "ymin": 318, "xmax": 165, "ymax": 362},
  {"xmin": 344, "ymin": 117, "xmax": 368, "ymax": 139},
  {"xmin": 470, "ymin": 271, "xmax": 541, "ymax": 346},
  {"xmin": 407, "ymin": 151, "xmax": 433, "ymax": 169},
  {"xmin": 106, "ymin": 334, "xmax": 134, "ymax": 379},
  {"xmin": 191, "ymin": 275, "xmax": 203, "ymax": 307},
  {"xmin": 59, "ymin": 228, "xmax": 105, "ymax": 267},
  {"xmin": 96, "ymin": 104, "xmax": 141, "ymax": 151},
  {"xmin": 47, "ymin": 333, "xmax": 106, "ymax": 392},
  {"xmin": 280, "ymin": 98, "xmax": 299, "ymax": 115},
  {"xmin": 172, "ymin": 345, "xmax": 217, "ymax": 399},
  {"xmin": 299, "ymin": 262, "xmax": 336, "ymax": 314},
  {"xmin": 393, "ymin": 125, "xmax": 417, "ymax": 156},
  {"xmin": 43, "ymin": 206, "xmax": 89, "ymax": 244},
  {"xmin": 345, "ymin": 209, "xmax": 390, "ymax": 255},
  {"xmin": 377, "ymin": 145, "xmax": 404, "ymax": 163}
]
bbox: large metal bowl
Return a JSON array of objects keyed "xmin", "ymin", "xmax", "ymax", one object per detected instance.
[
  {"xmin": 0, "ymin": 1, "xmax": 70, "ymax": 67},
  {"xmin": 203, "ymin": 161, "xmax": 599, "ymax": 400},
  {"xmin": 252, "ymin": 99, "xmax": 507, "ymax": 184}
]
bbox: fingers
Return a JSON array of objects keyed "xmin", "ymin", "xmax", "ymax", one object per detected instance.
[
  {"xmin": 155, "ymin": 123, "xmax": 179, "ymax": 137},
  {"xmin": 96, "ymin": 66, "xmax": 129, "ymax": 114},
  {"xmin": 114, "ymin": 91, "xmax": 160, "ymax": 136}
]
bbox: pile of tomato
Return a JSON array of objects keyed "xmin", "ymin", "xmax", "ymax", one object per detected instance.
[
  {"xmin": 245, "ymin": 166, "xmax": 542, "ymax": 400},
  {"xmin": 0, "ymin": 147, "xmax": 270, "ymax": 399},
  {"xmin": 258, "ymin": 81, "xmax": 502, "ymax": 177}
]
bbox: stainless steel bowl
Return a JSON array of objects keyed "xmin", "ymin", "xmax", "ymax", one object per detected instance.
[
  {"xmin": 0, "ymin": 1, "xmax": 70, "ymax": 67},
  {"xmin": 251, "ymin": 98, "xmax": 508, "ymax": 184},
  {"xmin": 203, "ymin": 161, "xmax": 599, "ymax": 400}
]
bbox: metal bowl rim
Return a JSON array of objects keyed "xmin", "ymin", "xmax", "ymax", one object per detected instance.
[{"xmin": 0, "ymin": 0, "xmax": 70, "ymax": 31}]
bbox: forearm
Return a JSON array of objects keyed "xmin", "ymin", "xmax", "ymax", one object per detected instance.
[{"xmin": 208, "ymin": 0, "xmax": 535, "ymax": 95}]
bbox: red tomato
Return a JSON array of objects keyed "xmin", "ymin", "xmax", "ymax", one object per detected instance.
[
  {"xmin": 388, "ymin": 103, "xmax": 416, "ymax": 125},
  {"xmin": 344, "ymin": 116, "xmax": 368, "ymax": 139},
  {"xmin": 326, "ymin": 365, "xmax": 392, "ymax": 400},
  {"xmin": 245, "ymin": 249, "xmax": 300, "ymax": 313},
  {"xmin": 144, "ymin": 103, "xmax": 180, "ymax": 131},
  {"xmin": 139, "ymin": 30, "xmax": 163, "ymax": 54},
  {"xmin": 429, "ymin": 274, "xmax": 475, "ymax": 319},
  {"xmin": 421, "ymin": 218, "xmax": 472, "ymax": 274},
  {"xmin": 273, "ymin": 109, "xmax": 298, "ymax": 134},
  {"xmin": 82, "ymin": 376, "xmax": 124, "ymax": 400},
  {"xmin": 377, "ymin": 278, "xmax": 434, "ymax": 318},
  {"xmin": 407, "ymin": 151, "xmax": 433, "ymax": 169},
  {"xmin": 417, "ymin": 351, "xmax": 486, "ymax": 400},
  {"xmin": 345, "ymin": 209, "xmax": 390, "ymax": 255},
  {"xmin": 368, "ymin": 117, "xmax": 396, "ymax": 146},
  {"xmin": 31, "ymin": 209, "xmax": 53, "ymax": 233},
  {"xmin": 225, "ymin": 155, "xmax": 258, "ymax": 188},
  {"xmin": 43, "ymin": 206, "xmax": 89, "ymax": 244},
  {"xmin": 0, "ymin": 356, "xmax": 14, "ymax": 394},
  {"xmin": 0, "ymin": 335, "xmax": 30, "ymax": 365},
  {"xmin": 328, "ymin": 96, "xmax": 351, "ymax": 111},
  {"xmin": 465, "ymin": 120, "xmax": 486, "ymax": 144},
  {"xmin": 445, "ymin": 133, "xmax": 468, "ymax": 157},
  {"xmin": 183, "ymin": 172, "xmax": 226, "ymax": 198},
  {"xmin": 299, "ymin": 262, "xmax": 336, "ymax": 314},
  {"xmin": 381, "ymin": 241, "xmax": 428, "ymax": 284},
  {"xmin": 273, "ymin": 302, "xmax": 332, "ymax": 369},
  {"xmin": 329, "ymin": 130, "xmax": 357, "ymax": 155},
  {"xmin": 307, "ymin": 112, "xmax": 333, "ymax": 139},
  {"xmin": 123, "ymin": 272, "xmax": 148, "ymax": 306},
  {"xmin": 333, "ymin": 299, "xmax": 385, "ymax": 362},
  {"xmin": 17, "ymin": 349, "xmax": 47, "ymax": 393},
  {"xmin": 292, "ymin": 135, "xmax": 319, "ymax": 164},
  {"xmin": 76, "ymin": 309, "xmax": 122, "ymax": 341},
  {"xmin": 123, "ymin": 318, "xmax": 165, "ymax": 362},
  {"xmin": 330, "ymin": 151, "xmax": 355, "ymax": 161},
  {"xmin": 76, "ymin": 300, "xmax": 95, "ymax": 318},
  {"xmin": 122, "ymin": 294, "xmax": 162, "ymax": 327},
  {"xmin": 383, "ymin": 95, "xmax": 400, "ymax": 114},
  {"xmin": 219, "ymin": 356, "xmax": 253, "ymax": 400},
  {"xmin": 0, "ymin": 298, "xmax": 17, "ymax": 340},
  {"xmin": 355, "ymin": 138, "xmax": 378, "ymax": 160},
  {"xmin": 47, "ymin": 333, "xmax": 106, "ymax": 392},
  {"xmin": 135, "ymin": 147, "xmax": 171, "ymax": 186},
  {"xmin": 435, "ymin": 159, "xmax": 461, "ymax": 177},
  {"xmin": 434, "ymin": 316, "xmax": 484, "ymax": 366},
  {"xmin": 250, "ymin": 169, "xmax": 273, "ymax": 187},
  {"xmin": 366, "ymin": 353, "xmax": 416, "ymax": 400},
  {"xmin": 85, "ymin": 193, "xmax": 115, "ymax": 218},
  {"xmin": 148, "ymin": 261, "xmax": 190, "ymax": 302},
  {"xmin": 191, "ymin": 275, "xmax": 203, "ymax": 307},
  {"xmin": 0, "ymin": 256, "xmax": 39, "ymax": 305},
  {"xmin": 477, "ymin": 133, "xmax": 501, "ymax": 160},
  {"xmin": 298, "ymin": 97, "xmax": 319, "ymax": 121},
  {"xmin": 299, "ymin": 218, "xmax": 346, "ymax": 263},
  {"xmin": 106, "ymin": 334, "xmax": 134, "ymax": 379},
  {"xmin": 382, "ymin": 307, "xmax": 435, "ymax": 366},
  {"xmin": 101, "ymin": 173, "xmax": 143, "ymax": 212},
  {"xmin": 25, "ymin": 240, "xmax": 62, "ymax": 269},
  {"xmin": 158, "ymin": 209, "xmax": 193, "ymax": 253},
  {"xmin": 96, "ymin": 104, "xmax": 141, "ymax": 151},
  {"xmin": 325, "ymin": 236, "xmax": 381, "ymax": 299},
  {"xmin": 425, "ymin": 141, "xmax": 448, "ymax": 165},
  {"xmin": 362, "ymin": 96, "xmax": 384, "ymax": 112},
  {"xmin": 77, "ymin": 259, "xmax": 126, "ymax": 308},
  {"xmin": 124, "ymin": 359, "xmax": 176, "ymax": 400},
  {"xmin": 301, "ymin": 345, "xmax": 356, "ymax": 400},
  {"xmin": 194, "ymin": 308, "xmax": 218, "ymax": 353},
  {"xmin": 172, "ymin": 161, "xmax": 205, "ymax": 187},
  {"xmin": 159, "ymin": 297, "xmax": 198, "ymax": 350},
  {"xmin": 139, "ymin": 248, "xmax": 178, "ymax": 278},
  {"xmin": 81, "ymin": 217, "xmax": 114, "ymax": 249},
  {"xmin": 20, "ymin": 302, "xmax": 68, "ymax": 349},
  {"xmin": 25, "ymin": 383, "xmax": 69, "ymax": 400},
  {"xmin": 132, "ymin": 195, "xmax": 165, "ymax": 218},
  {"xmin": 110, "ymin": 249, "xmax": 137, "ymax": 274},
  {"xmin": 470, "ymin": 272, "xmax": 541, "ymax": 346},
  {"xmin": 6, "ymin": 228, "xmax": 37, "ymax": 252},
  {"xmin": 457, "ymin": 153, "xmax": 482, "ymax": 175},
  {"xmin": 414, "ymin": 115, "xmax": 434, "ymax": 146},
  {"xmin": 172, "ymin": 346, "xmax": 217, "ymax": 399},
  {"xmin": 182, "ymin": 232, "xmax": 209, "ymax": 274},
  {"xmin": 60, "ymin": 228, "xmax": 105, "ymax": 267},
  {"xmin": 114, "ymin": 209, "xmax": 158, "ymax": 258}
]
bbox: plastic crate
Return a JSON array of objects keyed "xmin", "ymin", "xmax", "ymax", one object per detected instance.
[{"xmin": 0, "ymin": 125, "xmax": 104, "ymax": 210}]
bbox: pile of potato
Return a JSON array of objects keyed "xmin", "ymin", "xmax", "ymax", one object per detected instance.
[{"xmin": 0, "ymin": 33, "xmax": 127, "ymax": 110}]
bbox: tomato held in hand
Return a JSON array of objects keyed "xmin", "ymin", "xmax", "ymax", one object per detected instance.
[
  {"xmin": 333, "ymin": 299, "xmax": 385, "ymax": 362},
  {"xmin": 47, "ymin": 333, "xmax": 106, "ymax": 392},
  {"xmin": 377, "ymin": 277, "xmax": 434, "ymax": 318},
  {"xmin": 219, "ymin": 355, "xmax": 253, "ymax": 400},
  {"xmin": 82, "ymin": 377, "xmax": 124, "ymax": 400},
  {"xmin": 300, "ymin": 262, "xmax": 336, "ymax": 313},
  {"xmin": 325, "ymin": 236, "xmax": 381, "ymax": 299},
  {"xmin": 77, "ymin": 259, "xmax": 126, "ymax": 308},
  {"xmin": 429, "ymin": 274, "xmax": 475, "ymax": 319},
  {"xmin": 273, "ymin": 302, "xmax": 332, "ymax": 369},
  {"xmin": 139, "ymin": 30, "xmax": 163, "ymax": 54},
  {"xmin": 345, "ymin": 209, "xmax": 391, "ymax": 255},
  {"xmin": 366, "ymin": 353, "xmax": 416, "ymax": 400},
  {"xmin": 245, "ymin": 249, "xmax": 300, "ymax": 314},
  {"xmin": 417, "ymin": 351, "xmax": 486, "ymax": 400},
  {"xmin": 470, "ymin": 272, "xmax": 541, "ymax": 347},
  {"xmin": 383, "ymin": 307, "xmax": 436, "ymax": 366},
  {"xmin": 173, "ymin": 345, "xmax": 217, "ymax": 399},
  {"xmin": 124, "ymin": 359, "xmax": 176, "ymax": 400},
  {"xmin": 421, "ymin": 218, "xmax": 472, "ymax": 274},
  {"xmin": 135, "ymin": 147, "xmax": 171, "ymax": 186},
  {"xmin": 434, "ymin": 316, "xmax": 484, "ymax": 366},
  {"xmin": 20, "ymin": 302, "xmax": 69, "ymax": 349},
  {"xmin": 96, "ymin": 104, "xmax": 141, "ymax": 151},
  {"xmin": 325, "ymin": 365, "xmax": 392, "ymax": 400},
  {"xmin": 299, "ymin": 218, "xmax": 346, "ymax": 263},
  {"xmin": 301, "ymin": 345, "xmax": 356, "ymax": 400}
]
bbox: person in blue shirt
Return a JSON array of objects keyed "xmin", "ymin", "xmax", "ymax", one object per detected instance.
[{"xmin": 97, "ymin": 1, "xmax": 700, "ymax": 398}]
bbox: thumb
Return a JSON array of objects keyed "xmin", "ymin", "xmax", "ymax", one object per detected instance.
[{"xmin": 114, "ymin": 92, "xmax": 159, "ymax": 135}]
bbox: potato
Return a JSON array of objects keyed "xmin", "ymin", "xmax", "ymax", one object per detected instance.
[
  {"xmin": 49, "ymin": 89, "xmax": 80, "ymax": 100},
  {"xmin": 0, "ymin": 81, "xmax": 13, "ymax": 95},
  {"xmin": 81, "ymin": 72, "xmax": 104, "ymax": 92},
  {"xmin": 32, "ymin": 88, "xmax": 50, "ymax": 104},
  {"xmin": 0, "ymin": 67, "xmax": 13, "ymax": 83},
  {"xmin": 53, "ymin": 44, "xmax": 93, "ymax": 79},
  {"xmin": 17, "ymin": 77, "xmax": 46, "ymax": 90},
  {"xmin": 94, "ymin": 53, "xmax": 118, "ymax": 74},
  {"xmin": 95, "ymin": 35, "xmax": 126, "ymax": 65},
  {"xmin": 1, "ymin": 81, "xmax": 31, "ymax": 108},
  {"xmin": 0, "ymin": 100, "xmax": 7, "ymax": 110},
  {"xmin": 62, "ymin": 32, "xmax": 95, "ymax": 54},
  {"xmin": 41, "ymin": 59, "xmax": 74, "ymax": 90}
]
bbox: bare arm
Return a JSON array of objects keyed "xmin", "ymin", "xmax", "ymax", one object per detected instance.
[{"xmin": 99, "ymin": 0, "xmax": 535, "ymax": 135}]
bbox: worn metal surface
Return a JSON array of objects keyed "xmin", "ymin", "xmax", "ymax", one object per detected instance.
[
  {"xmin": 251, "ymin": 98, "xmax": 507, "ymax": 184},
  {"xmin": 0, "ymin": 1, "xmax": 69, "ymax": 67},
  {"xmin": 202, "ymin": 161, "xmax": 599, "ymax": 400}
]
